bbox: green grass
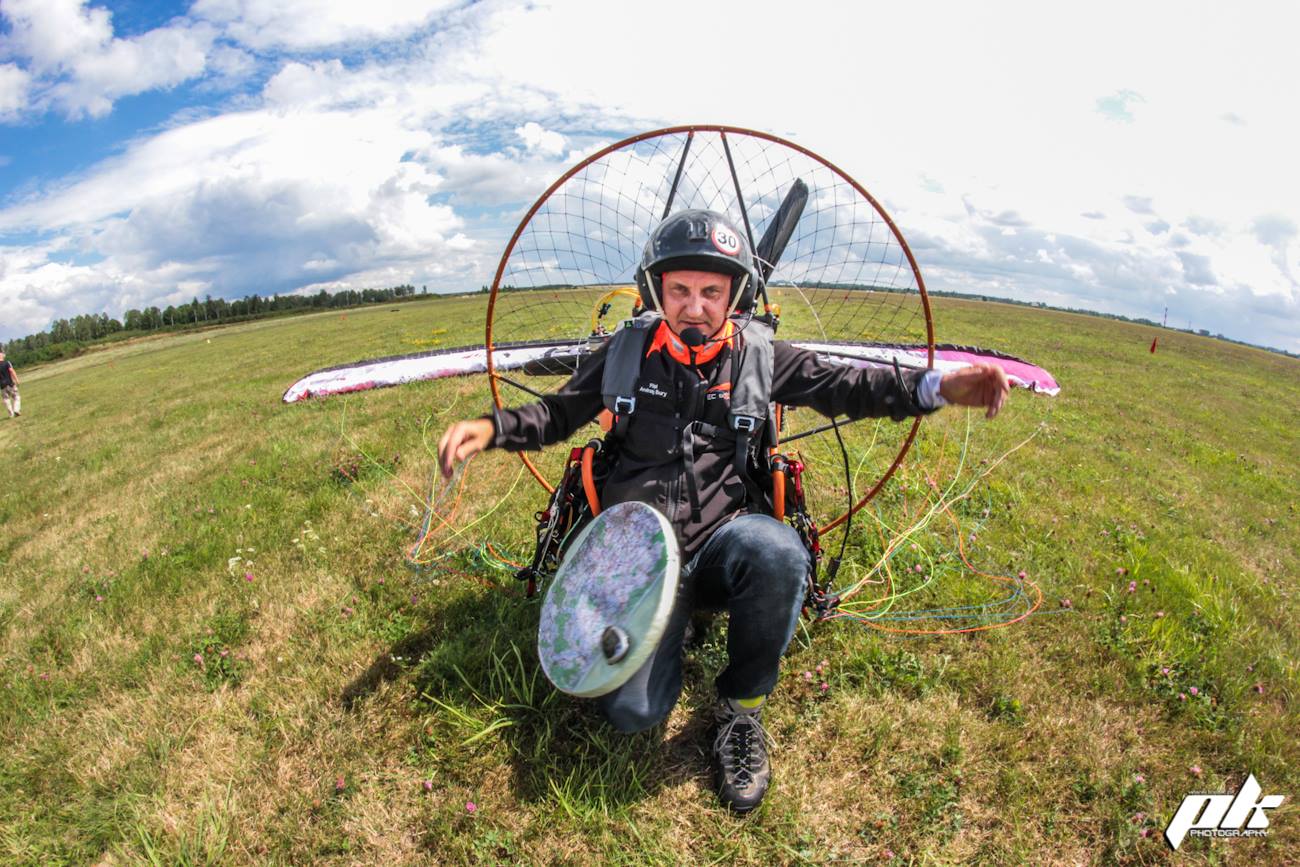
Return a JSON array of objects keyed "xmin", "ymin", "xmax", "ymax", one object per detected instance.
[{"xmin": 1, "ymin": 295, "xmax": 1297, "ymax": 864}]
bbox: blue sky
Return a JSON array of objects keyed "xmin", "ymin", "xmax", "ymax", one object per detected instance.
[{"xmin": 2, "ymin": 0, "xmax": 1298, "ymax": 352}]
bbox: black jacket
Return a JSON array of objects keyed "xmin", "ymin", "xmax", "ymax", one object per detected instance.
[{"xmin": 493, "ymin": 325, "xmax": 933, "ymax": 557}]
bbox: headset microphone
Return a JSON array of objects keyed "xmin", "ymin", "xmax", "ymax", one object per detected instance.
[{"xmin": 680, "ymin": 327, "xmax": 706, "ymax": 371}]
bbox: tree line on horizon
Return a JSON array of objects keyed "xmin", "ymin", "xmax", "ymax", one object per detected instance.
[
  {"xmin": 3, "ymin": 282, "xmax": 1294, "ymax": 367},
  {"xmin": 2, "ymin": 284, "xmax": 427, "ymax": 367}
]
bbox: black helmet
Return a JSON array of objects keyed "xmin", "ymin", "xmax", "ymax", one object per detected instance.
[{"xmin": 635, "ymin": 209, "xmax": 757, "ymax": 314}]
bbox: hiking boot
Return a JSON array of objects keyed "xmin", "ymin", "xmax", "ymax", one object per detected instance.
[{"xmin": 711, "ymin": 697, "xmax": 771, "ymax": 813}]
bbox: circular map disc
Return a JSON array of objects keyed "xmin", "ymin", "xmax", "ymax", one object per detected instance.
[{"xmin": 538, "ymin": 501, "xmax": 680, "ymax": 697}]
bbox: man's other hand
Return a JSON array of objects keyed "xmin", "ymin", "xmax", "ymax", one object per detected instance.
[
  {"xmin": 938, "ymin": 364, "xmax": 1010, "ymax": 419},
  {"xmin": 437, "ymin": 418, "xmax": 495, "ymax": 478}
]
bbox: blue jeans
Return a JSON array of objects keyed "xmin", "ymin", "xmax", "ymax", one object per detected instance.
[{"xmin": 598, "ymin": 514, "xmax": 810, "ymax": 733}]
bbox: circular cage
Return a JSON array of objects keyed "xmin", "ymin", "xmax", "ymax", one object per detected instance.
[{"xmin": 486, "ymin": 125, "xmax": 934, "ymax": 533}]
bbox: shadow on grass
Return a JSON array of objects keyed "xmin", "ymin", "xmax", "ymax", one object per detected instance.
[{"xmin": 341, "ymin": 583, "xmax": 717, "ymax": 814}]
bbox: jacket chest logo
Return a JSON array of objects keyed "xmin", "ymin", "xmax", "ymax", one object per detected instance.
[{"xmin": 637, "ymin": 381, "xmax": 669, "ymax": 399}]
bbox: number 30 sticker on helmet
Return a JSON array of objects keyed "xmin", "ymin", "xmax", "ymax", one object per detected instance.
[
  {"xmin": 711, "ymin": 225, "xmax": 741, "ymax": 256},
  {"xmin": 538, "ymin": 501, "xmax": 680, "ymax": 697}
]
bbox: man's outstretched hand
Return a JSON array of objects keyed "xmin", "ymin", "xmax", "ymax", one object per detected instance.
[
  {"xmin": 437, "ymin": 418, "xmax": 495, "ymax": 478},
  {"xmin": 939, "ymin": 363, "xmax": 1010, "ymax": 419}
]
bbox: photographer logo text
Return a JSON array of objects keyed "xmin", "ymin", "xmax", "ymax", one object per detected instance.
[{"xmin": 1165, "ymin": 773, "xmax": 1284, "ymax": 850}]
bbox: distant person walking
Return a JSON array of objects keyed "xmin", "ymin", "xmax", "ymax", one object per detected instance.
[{"xmin": 0, "ymin": 350, "xmax": 20, "ymax": 418}]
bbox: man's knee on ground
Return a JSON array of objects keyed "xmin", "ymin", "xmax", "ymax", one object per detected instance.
[{"xmin": 736, "ymin": 516, "xmax": 811, "ymax": 595}]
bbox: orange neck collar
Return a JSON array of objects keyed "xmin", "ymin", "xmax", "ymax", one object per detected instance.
[{"xmin": 646, "ymin": 320, "xmax": 735, "ymax": 366}]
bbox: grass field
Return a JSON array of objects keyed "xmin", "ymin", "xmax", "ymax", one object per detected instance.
[{"xmin": 1, "ymin": 294, "xmax": 1297, "ymax": 865}]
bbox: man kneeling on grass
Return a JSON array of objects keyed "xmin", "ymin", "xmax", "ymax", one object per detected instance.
[{"xmin": 437, "ymin": 209, "xmax": 1008, "ymax": 812}]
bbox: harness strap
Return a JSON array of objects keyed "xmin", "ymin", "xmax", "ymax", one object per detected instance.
[
  {"xmin": 728, "ymin": 321, "xmax": 775, "ymax": 507},
  {"xmin": 681, "ymin": 425, "xmax": 703, "ymax": 521},
  {"xmin": 728, "ymin": 320, "xmax": 772, "ymax": 433},
  {"xmin": 733, "ymin": 429, "xmax": 768, "ymax": 509},
  {"xmin": 601, "ymin": 312, "xmax": 660, "ymax": 415}
]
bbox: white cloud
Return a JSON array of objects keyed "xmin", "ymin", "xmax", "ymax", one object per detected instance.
[
  {"xmin": 0, "ymin": 91, "xmax": 491, "ymax": 334},
  {"xmin": 0, "ymin": 64, "xmax": 31, "ymax": 118},
  {"xmin": 192, "ymin": 0, "xmax": 459, "ymax": 50},
  {"xmin": 1252, "ymin": 214, "xmax": 1297, "ymax": 249},
  {"xmin": 0, "ymin": 238, "xmax": 128, "ymax": 337},
  {"xmin": 516, "ymin": 122, "xmax": 565, "ymax": 156},
  {"xmin": 208, "ymin": 44, "xmax": 256, "ymax": 80},
  {"xmin": 53, "ymin": 22, "xmax": 215, "ymax": 118},
  {"xmin": 1122, "ymin": 196, "xmax": 1155, "ymax": 216},
  {"xmin": 0, "ymin": 0, "xmax": 113, "ymax": 72},
  {"xmin": 261, "ymin": 58, "xmax": 355, "ymax": 106},
  {"xmin": 1, "ymin": 0, "xmax": 215, "ymax": 119}
]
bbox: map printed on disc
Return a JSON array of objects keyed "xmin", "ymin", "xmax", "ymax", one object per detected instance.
[{"xmin": 538, "ymin": 501, "xmax": 680, "ymax": 697}]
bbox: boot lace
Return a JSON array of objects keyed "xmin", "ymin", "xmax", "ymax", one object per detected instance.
[{"xmin": 713, "ymin": 710, "xmax": 771, "ymax": 786}]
